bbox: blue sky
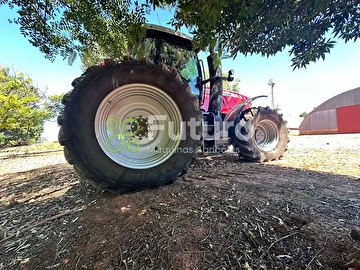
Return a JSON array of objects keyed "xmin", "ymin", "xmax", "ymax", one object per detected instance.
[{"xmin": 1, "ymin": 5, "xmax": 359, "ymax": 140}]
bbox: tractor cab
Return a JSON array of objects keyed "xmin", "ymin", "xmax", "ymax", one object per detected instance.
[
  {"xmin": 132, "ymin": 25, "xmax": 199, "ymax": 97},
  {"xmin": 139, "ymin": 25, "xmax": 238, "ymax": 110}
]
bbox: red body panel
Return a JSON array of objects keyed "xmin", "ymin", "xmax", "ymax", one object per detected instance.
[{"xmin": 201, "ymin": 88, "xmax": 249, "ymax": 114}]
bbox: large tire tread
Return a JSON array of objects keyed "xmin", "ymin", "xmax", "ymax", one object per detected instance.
[
  {"xmin": 232, "ymin": 106, "xmax": 289, "ymax": 162},
  {"xmin": 58, "ymin": 58, "xmax": 201, "ymax": 193}
]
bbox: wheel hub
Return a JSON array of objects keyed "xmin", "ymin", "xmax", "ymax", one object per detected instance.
[{"xmin": 130, "ymin": 117, "xmax": 149, "ymax": 138}]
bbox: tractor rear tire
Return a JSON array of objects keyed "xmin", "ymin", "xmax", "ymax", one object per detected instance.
[
  {"xmin": 58, "ymin": 58, "xmax": 201, "ymax": 193},
  {"xmin": 231, "ymin": 106, "xmax": 289, "ymax": 162}
]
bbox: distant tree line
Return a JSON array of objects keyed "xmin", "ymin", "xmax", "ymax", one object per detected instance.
[{"xmin": 0, "ymin": 66, "xmax": 63, "ymax": 147}]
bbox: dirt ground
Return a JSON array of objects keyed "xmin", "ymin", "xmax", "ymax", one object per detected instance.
[{"xmin": 0, "ymin": 134, "xmax": 360, "ymax": 270}]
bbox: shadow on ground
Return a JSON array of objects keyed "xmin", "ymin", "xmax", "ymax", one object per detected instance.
[{"xmin": 1, "ymin": 153, "xmax": 360, "ymax": 270}]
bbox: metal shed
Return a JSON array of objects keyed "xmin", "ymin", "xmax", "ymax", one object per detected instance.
[{"xmin": 299, "ymin": 87, "xmax": 360, "ymax": 135}]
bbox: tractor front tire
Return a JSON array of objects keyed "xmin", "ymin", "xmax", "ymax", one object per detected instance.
[
  {"xmin": 58, "ymin": 59, "xmax": 201, "ymax": 193},
  {"xmin": 231, "ymin": 106, "xmax": 289, "ymax": 162}
]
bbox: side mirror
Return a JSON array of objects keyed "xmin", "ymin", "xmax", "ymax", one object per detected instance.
[{"xmin": 227, "ymin": 69, "xmax": 234, "ymax": 82}]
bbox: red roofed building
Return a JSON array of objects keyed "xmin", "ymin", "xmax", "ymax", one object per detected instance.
[{"xmin": 299, "ymin": 87, "xmax": 360, "ymax": 135}]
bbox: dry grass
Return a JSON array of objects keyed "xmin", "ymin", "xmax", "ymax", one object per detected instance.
[
  {"xmin": 275, "ymin": 134, "xmax": 360, "ymax": 178},
  {"xmin": 0, "ymin": 142, "xmax": 62, "ymax": 154}
]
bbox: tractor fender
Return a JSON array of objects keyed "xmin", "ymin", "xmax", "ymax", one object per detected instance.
[{"xmin": 224, "ymin": 95, "xmax": 267, "ymax": 122}]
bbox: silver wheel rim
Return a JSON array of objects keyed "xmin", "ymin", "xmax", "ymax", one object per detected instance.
[
  {"xmin": 254, "ymin": 119, "xmax": 279, "ymax": 151},
  {"xmin": 94, "ymin": 83, "xmax": 183, "ymax": 169}
]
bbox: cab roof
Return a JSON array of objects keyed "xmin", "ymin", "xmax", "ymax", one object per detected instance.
[{"xmin": 145, "ymin": 24, "xmax": 193, "ymax": 51}]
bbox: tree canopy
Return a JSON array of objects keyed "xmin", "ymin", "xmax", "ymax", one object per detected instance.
[
  {"xmin": 1, "ymin": 0, "xmax": 359, "ymax": 69},
  {"xmin": 0, "ymin": 67, "xmax": 63, "ymax": 147}
]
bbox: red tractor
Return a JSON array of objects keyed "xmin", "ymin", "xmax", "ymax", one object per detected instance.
[{"xmin": 58, "ymin": 25, "xmax": 289, "ymax": 193}]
